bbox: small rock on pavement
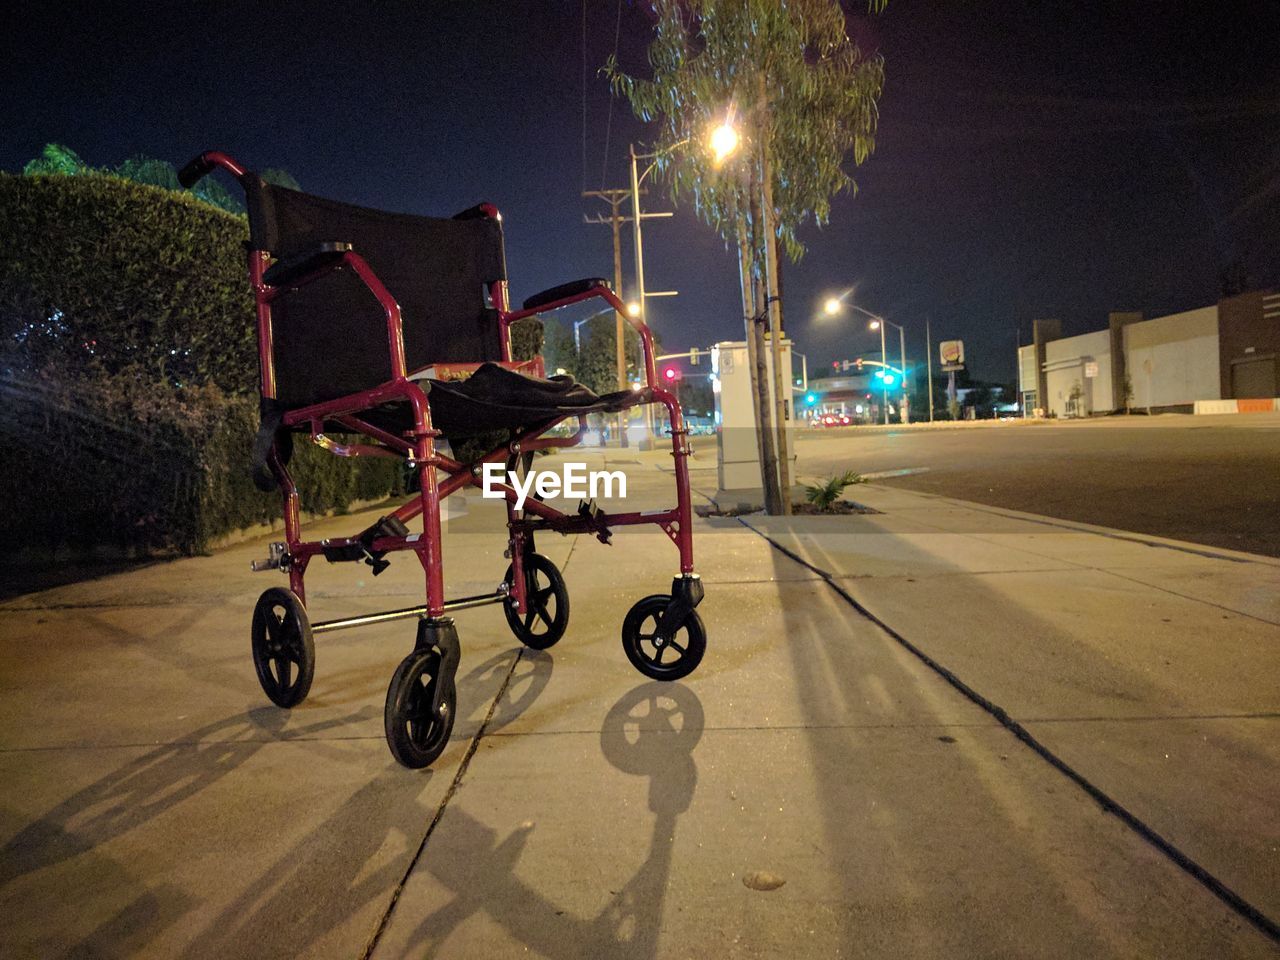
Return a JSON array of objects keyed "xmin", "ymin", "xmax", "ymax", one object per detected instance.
[{"xmin": 743, "ymin": 870, "xmax": 786, "ymax": 891}]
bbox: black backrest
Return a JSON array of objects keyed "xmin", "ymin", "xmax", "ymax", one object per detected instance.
[{"xmin": 245, "ymin": 178, "xmax": 507, "ymax": 408}]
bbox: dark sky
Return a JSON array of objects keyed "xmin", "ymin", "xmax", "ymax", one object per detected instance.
[{"xmin": 3, "ymin": 1, "xmax": 1277, "ymax": 382}]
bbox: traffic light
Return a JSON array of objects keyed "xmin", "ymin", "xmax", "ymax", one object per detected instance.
[
  {"xmin": 881, "ymin": 373, "xmax": 896, "ymax": 386},
  {"xmin": 855, "ymin": 358, "xmax": 863, "ymax": 370},
  {"xmin": 662, "ymin": 366, "xmax": 680, "ymax": 382},
  {"xmin": 805, "ymin": 392, "xmax": 818, "ymax": 406}
]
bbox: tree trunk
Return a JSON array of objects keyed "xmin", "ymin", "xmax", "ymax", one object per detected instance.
[
  {"xmin": 758, "ymin": 144, "xmax": 792, "ymax": 515},
  {"xmin": 746, "ymin": 183, "xmax": 783, "ymax": 514},
  {"xmin": 735, "ymin": 219, "xmax": 773, "ymax": 504}
]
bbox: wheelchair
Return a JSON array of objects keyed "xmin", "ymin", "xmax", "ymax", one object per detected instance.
[{"xmin": 179, "ymin": 152, "xmax": 707, "ymax": 768}]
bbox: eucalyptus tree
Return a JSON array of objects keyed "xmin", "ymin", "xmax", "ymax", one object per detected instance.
[{"xmin": 608, "ymin": 0, "xmax": 886, "ymax": 513}]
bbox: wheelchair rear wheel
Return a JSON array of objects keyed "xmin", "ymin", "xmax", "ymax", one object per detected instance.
[
  {"xmin": 621, "ymin": 595, "xmax": 706, "ymax": 681},
  {"xmin": 503, "ymin": 553, "xmax": 570, "ymax": 650},
  {"xmin": 251, "ymin": 587, "xmax": 315, "ymax": 707},
  {"xmin": 384, "ymin": 648, "xmax": 456, "ymax": 769}
]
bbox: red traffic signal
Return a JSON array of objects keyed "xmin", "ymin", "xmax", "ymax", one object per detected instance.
[
  {"xmin": 855, "ymin": 358, "xmax": 864, "ymax": 369},
  {"xmin": 662, "ymin": 366, "xmax": 680, "ymax": 382}
]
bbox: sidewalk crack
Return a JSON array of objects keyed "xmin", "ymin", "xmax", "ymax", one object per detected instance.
[{"xmin": 358, "ymin": 649, "xmax": 523, "ymax": 960}]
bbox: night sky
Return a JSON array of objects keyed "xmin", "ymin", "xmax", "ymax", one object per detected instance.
[{"xmin": 4, "ymin": 0, "xmax": 1277, "ymax": 383}]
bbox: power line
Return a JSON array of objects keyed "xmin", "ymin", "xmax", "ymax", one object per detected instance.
[{"xmin": 600, "ymin": 0, "xmax": 623, "ymax": 190}]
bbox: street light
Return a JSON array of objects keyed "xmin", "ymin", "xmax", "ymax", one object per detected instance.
[
  {"xmin": 710, "ymin": 121, "xmax": 739, "ymax": 165},
  {"xmin": 824, "ymin": 296, "xmax": 907, "ymax": 425},
  {"xmin": 630, "ymin": 115, "xmax": 739, "ymax": 445}
]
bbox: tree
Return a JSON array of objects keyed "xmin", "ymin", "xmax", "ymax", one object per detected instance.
[
  {"xmin": 18, "ymin": 144, "xmax": 301, "ymax": 215},
  {"xmin": 22, "ymin": 143, "xmax": 88, "ymax": 176},
  {"xmin": 608, "ymin": 0, "xmax": 887, "ymax": 513}
]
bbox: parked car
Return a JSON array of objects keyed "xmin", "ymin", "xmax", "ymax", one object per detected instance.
[{"xmin": 810, "ymin": 413, "xmax": 852, "ymax": 428}]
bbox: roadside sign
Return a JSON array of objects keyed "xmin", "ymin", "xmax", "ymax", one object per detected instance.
[
  {"xmin": 940, "ymin": 340, "xmax": 964, "ymax": 366},
  {"xmin": 1084, "ymin": 361, "xmax": 1099, "ymax": 379}
]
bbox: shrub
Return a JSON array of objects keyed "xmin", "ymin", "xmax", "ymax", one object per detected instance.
[
  {"xmin": 803, "ymin": 470, "xmax": 864, "ymax": 511},
  {"xmin": 0, "ymin": 171, "xmax": 256, "ymax": 390},
  {"xmin": 0, "ymin": 370, "xmax": 406, "ymax": 556}
]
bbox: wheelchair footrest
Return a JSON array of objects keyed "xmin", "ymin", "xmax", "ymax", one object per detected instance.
[{"xmin": 321, "ymin": 515, "xmax": 411, "ymax": 576}]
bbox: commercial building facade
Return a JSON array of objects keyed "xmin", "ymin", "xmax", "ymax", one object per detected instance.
[{"xmin": 1018, "ymin": 289, "xmax": 1278, "ymax": 417}]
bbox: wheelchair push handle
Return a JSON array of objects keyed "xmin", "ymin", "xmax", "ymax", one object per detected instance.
[{"xmin": 178, "ymin": 150, "xmax": 248, "ymax": 188}]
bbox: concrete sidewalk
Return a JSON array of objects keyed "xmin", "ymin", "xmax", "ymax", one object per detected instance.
[{"xmin": 1, "ymin": 452, "xmax": 1277, "ymax": 958}]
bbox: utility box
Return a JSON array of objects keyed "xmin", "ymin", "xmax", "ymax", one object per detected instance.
[{"xmin": 711, "ymin": 338, "xmax": 796, "ymax": 507}]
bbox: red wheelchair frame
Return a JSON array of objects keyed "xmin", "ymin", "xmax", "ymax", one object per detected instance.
[{"xmin": 181, "ymin": 151, "xmax": 706, "ymax": 768}]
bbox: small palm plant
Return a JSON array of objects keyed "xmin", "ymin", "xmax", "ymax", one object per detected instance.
[{"xmin": 804, "ymin": 470, "xmax": 864, "ymax": 511}]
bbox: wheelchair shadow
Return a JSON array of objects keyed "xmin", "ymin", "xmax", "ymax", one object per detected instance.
[
  {"xmin": 0, "ymin": 705, "xmax": 371, "ymax": 958},
  {"xmin": 400, "ymin": 680, "xmax": 703, "ymax": 959},
  {"xmin": 453, "ymin": 647, "xmax": 554, "ymax": 739},
  {"xmin": 177, "ymin": 762, "xmax": 443, "ymax": 960}
]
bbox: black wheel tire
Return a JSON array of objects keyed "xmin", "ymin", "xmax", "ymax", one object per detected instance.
[
  {"xmin": 503, "ymin": 553, "xmax": 570, "ymax": 650},
  {"xmin": 251, "ymin": 587, "xmax": 315, "ymax": 708},
  {"xmin": 384, "ymin": 649, "xmax": 456, "ymax": 769},
  {"xmin": 621, "ymin": 594, "xmax": 706, "ymax": 681}
]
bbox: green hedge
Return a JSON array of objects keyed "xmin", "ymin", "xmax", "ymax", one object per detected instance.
[
  {"xmin": 0, "ymin": 371, "xmax": 406, "ymax": 555},
  {"xmin": 0, "ymin": 172, "xmax": 256, "ymax": 390},
  {"xmin": 0, "ymin": 171, "xmax": 542, "ymax": 557}
]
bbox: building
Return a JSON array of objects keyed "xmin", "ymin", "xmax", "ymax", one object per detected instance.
[
  {"xmin": 1018, "ymin": 289, "xmax": 1279, "ymax": 417},
  {"xmin": 802, "ymin": 373, "xmax": 880, "ymax": 421}
]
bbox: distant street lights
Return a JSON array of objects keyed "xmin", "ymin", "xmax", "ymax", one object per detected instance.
[{"xmin": 824, "ymin": 295, "xmax": 907, "ymax": 425}]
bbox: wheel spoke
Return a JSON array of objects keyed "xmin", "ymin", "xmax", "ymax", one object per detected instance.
[
  {"xmin": 668, "ymin": 640, "xmax": 686, "ymax": 655},
  {"xmin": 523, "ymin": 606, "xmax": 537, "ymax": 630},
  {"xmin": 263, "ymin": 611, "xmax": 283, "ymax": 644},
  {"xmin": 275, "ymin": 656, "xmax": 291, "ymax": 691},
  {"xmin": 533, "ymin": 599, "xmax": 553, "ymax": 628}
]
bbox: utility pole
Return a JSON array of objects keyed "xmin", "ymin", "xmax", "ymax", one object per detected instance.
[
  {"xmin": 926, "ymin": 315, "xmax": 935, "ymax": 421},
  {"xmin": 583, "ymin": 187, "xmax": 633, "ymax": 447}
]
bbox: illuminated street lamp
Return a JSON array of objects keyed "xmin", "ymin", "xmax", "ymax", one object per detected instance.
[
  {"xmin": 824, "ymin": 296, "xmax": 907, "ymax": 425},
  {"xmin": 630, "ymin": 114, "xmax": 739, "ymax": 445},
  {"xmin": 710, "ymin": 121, "xmax": 740, "ymax": 165}
]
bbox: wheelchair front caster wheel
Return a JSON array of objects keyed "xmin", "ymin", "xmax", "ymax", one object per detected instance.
[
  {"xmin": 384, "ymin": 649, "xmax": 456, "ymax": 769},
  {"xmin": 621, "ymin": 595, "xmax": 706, "ymax": 681},
  {"xmin": 251, "ymin": 587, "xmax": 315, "ymax": 708},
  {"xmin": 503, "ymin": 553, "xmax": 570, "ymax": 650}
]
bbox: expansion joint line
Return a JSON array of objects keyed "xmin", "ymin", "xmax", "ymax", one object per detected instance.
[
  {"xmin": 737, "ymin": 517, "xmax": 1280, "ymax": 946},
  {"xmin": 360, "ymin": 649, "xmax": 525, "ymax": 959}
]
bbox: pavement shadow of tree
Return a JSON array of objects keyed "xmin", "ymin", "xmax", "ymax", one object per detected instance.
[
  {"xmin": 0, "ymin": 706, "xmax": 368, "ymax": 890},
  {"xmin": 178, "ymin": 763, "xmax": 440, "ymax": 960},
  {"xmin": 398, "ymin": 680, "xmax": 704, "ymax": 959}
]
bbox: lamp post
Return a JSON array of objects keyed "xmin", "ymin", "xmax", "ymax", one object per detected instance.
[
  {"xmin": 869, "ymin": 317, "xmax": 907, "ymax": 424},
  {"xmin": 629, "ymin": 120, "xmax": 739, "ymax": 446},
  {"xmin": 824, "ymin": 296, "xmax": 906, "ymax": 424}
]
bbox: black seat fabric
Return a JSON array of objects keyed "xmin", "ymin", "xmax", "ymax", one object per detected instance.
[
  {"xmin": 246, "ymin": 178, "xmax": 507, "ymax": 409},
  {"xmin": 347, "ymin": 363, "xmax": 638, "ymax": 442}
]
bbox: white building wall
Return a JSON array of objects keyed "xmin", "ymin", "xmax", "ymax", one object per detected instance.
[
  {"xmin": 1123, "ymin": 306, "xmax": 1219, "ymax": 409},
  {"xmin": 1043, "ymin": 329, "xmax": 1112, "ymax": 417},
  {"xmin": 1017, "ymin": 344, "xmax": 1037, "ymax": 396}
]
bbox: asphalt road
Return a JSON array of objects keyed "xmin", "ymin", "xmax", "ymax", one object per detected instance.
[{"xmin": 794, "ymin": 413, "xmax": 1280, "ymax": 558}]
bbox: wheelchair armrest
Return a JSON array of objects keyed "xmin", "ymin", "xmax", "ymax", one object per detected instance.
[
  {"xmin": 263, "ymin": 242, "xmax": 354, "ymax": 288},
  {"xmin": 521, "ymin": 278, "xmax": 609, "ymax": 311}
]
